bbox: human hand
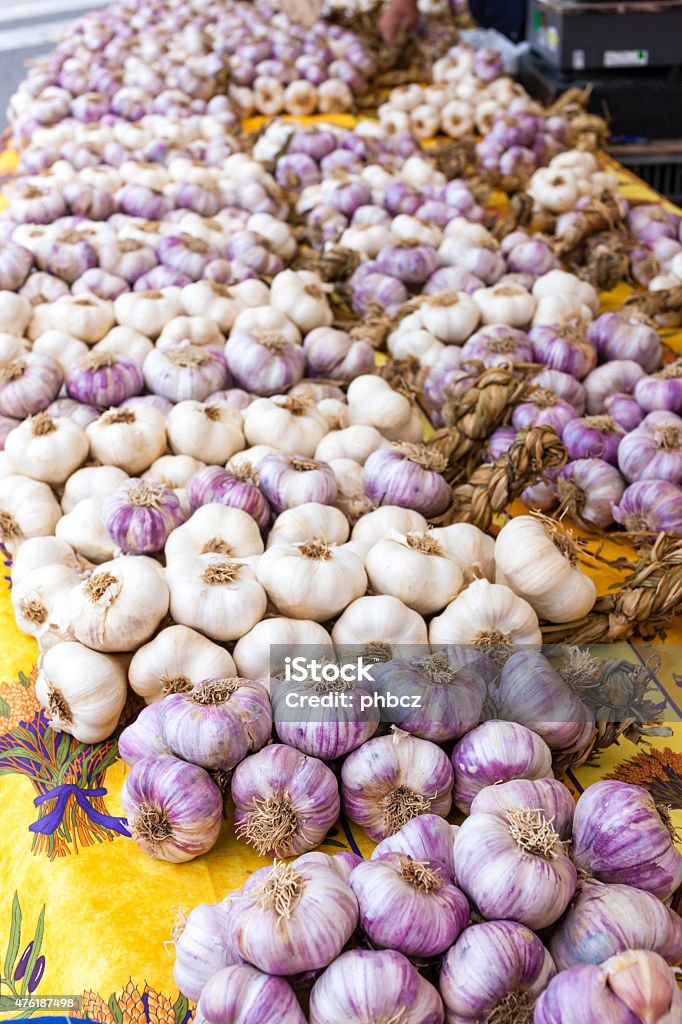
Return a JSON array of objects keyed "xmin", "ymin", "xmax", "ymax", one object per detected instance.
[{"xmin": 378, "ymin": 0, "xmax": 419, "ymax": 46}]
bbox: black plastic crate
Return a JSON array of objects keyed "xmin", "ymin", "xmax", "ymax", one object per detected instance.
[{"xmin": 608, "ymin": 144, "xmax": 682, "ymax": 206}]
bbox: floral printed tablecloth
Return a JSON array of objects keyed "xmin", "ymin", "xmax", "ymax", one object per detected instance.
[{"xmin": 1, "ymin": 146, "xmax": 681, "ymax": 1021}]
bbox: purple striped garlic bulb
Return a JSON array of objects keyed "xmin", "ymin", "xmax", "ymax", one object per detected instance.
[
  {"xmin": 231, "ymin": 743, "xmax": 339, "ymax": 858},
  {"xmin": 550, "ymin": 880, "xmax": 682, "ymax": 970},
  {"xmin": 363, "ymin": 443, "xmax": 452, "ymax": 517},
  {"xmin": 461, "ymin": 324, "xmax": 533, "ymax": 367},
  {"xmin": 451, "ymin": 720, "xmax": 553, "ymax": 813},
  {"xmin": 587, "ymin": 310, "xmax": 661, "ymax": 371},
  {"xmin": 271, "ymin": 664, "xmax": 379, "ymax": 761},
  {"xmin": 635, "ymin": 361, "xmax": 682, "ymax": 414},
  {"xmin": 511, "ymin": 388, "xmax": 578, "ymax": 437},
  {"xmin": 349, "ymin": 853, "xmax": 469, "ymax": 957},
  {"xmin": 371, "ymin": 651, "xmax": 487, "ymax": 743},
  {"xmin": 257, "ymin": 452, "xmax": 337, "ymax": 513},
  {"xmin": 454, "ymin": 803, "xmax": 577, "ymax": 930},
  {"xmin": 571, "ymin": 780, "xmax": 682, "ymax": 902},
  {"xmin": 143, "ymin": 344, "xmax": 230, "ymax": 403},
  {"xmin": 439, "ymin": 921, "xmax": 556, "ymax": 1023},
  {"xmin": 227, "ymin": 857, "xmax": 358, "ymax": 976},
  {"xmin": 556, "ymin": 458, "xmax": 626, "ymax": 530},
  {"xmin": 102, "ymin": 478, "xmax": 184, "ymax": 554},
  {"xmin": 493, "ymin": 650, "xmax": 595, "ymax": 753},
  {"xmin": 371, "ymin": 813, "xmax": 458, "ymax": 880},
  {"xmin": 613, "ymin": 479, "xmax": 682, "ymax": 536},
  {"xmin": 0, "ymin": 352, "xmax": 63, "ymax": 418},
  {"xmin": 470, "ymin": 778, "xmax": 575, "ymax": 840},
  {"xmin": 196, "ymin": 965, "xmax": 306, "ymax": 1024},
  {"xmin": 224, "ymin": 328, "xmax": 304, "ymax": 396},
  {"xmin": 341, "ymin": 728, "xmax": 454, "ymax": 842},
  {"xmin": 309, "ymin": 949, "xmax": 444, "ymax": 1024},
  {"xmin": 118, "ymin": 704, "xmax": 168, "ymax": 766},
  {"xmin": 618, "ymin": 413, "xmax": 682, "ymax": 483},
  {"xmin": 562, "ymin": 415, "xmax": 626, "ymax": 465},
  {"xmin": 173, "ymin": 904, "xmax": 240, "ymax": 1005},
  {"xmin": 158, "ymin": 676, "xmax": 271, "ymax": 773},
  {"xmin": 188, "ymin": 465, "xmax": 270, "ymax": 530},
  {"xmin": 534, "ymin": 950, "xmax": 682, "ymax": 1024},
  {"xmin": 303, "ymin": 326, "xmax": 375, "ymax": 381},
  {"xmin": 66, "ymin": 352, "xmax": 144, "ymax": 407},
  {"xmin": 121, "ymin": 754, "xmax": 223, "ymax": 862}
]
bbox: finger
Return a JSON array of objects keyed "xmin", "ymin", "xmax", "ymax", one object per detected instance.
[{"xmin": 378, "ymin": 11, "xmax": 397, "ymax": 45}]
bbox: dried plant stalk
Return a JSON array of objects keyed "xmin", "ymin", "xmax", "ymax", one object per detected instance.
[
  {"xmin": 493, "ymin": 193, "xmax": 535, "ymax": 240},
  {"xmin": 625, "ymin": 283, "xmax": 682, "ymax": 319},
  {"xmin": 430, "ymin": 138, "xmax": 477, "ymax": 181},
  {"xmin": 552, "ymin": 650, "xmax": 670, "ymax": 772},
  {"xmin": 378, "ymin": 356, "xmax": 427, "ymax": 401},
  {"xmin": 427, "ymin": 364, "xmax": 540, "ymax": 484},
  {"xmin": 556, "ymin": 192, "xmax": 623, "ymax": 255},
  {"xmin": 430, "ymin": 425, "xmax": 568, "ymax": 529},
  {"xmin": 542, "ymin": 534, "xmax": 682, "ymax": 643},
  {"xmin": 578, "ymin": 235, "xmax": 631, "ymax": 291},
  {"xmin": 293, "ymin": 245, "xmax": 360, "ymax": 282}
]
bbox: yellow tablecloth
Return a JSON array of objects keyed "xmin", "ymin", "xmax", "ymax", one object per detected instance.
[{"xmin": 0, "ymin": 144, "xmax": 681, "ymax": 1021}]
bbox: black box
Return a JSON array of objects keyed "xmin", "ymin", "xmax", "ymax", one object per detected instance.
[{"xmin": 526, "ymin": 0, "xmax": 682, "ymax": 72}]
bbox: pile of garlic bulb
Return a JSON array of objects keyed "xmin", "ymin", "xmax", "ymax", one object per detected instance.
[
  {"xmin": 1, "ymin": 1, "xmax": 681, "ymax": 1021},
  {"xmin": 8, "ymin": 0, "xmax": 378, "ymax": 150},
  {"xmin": 377, "ymin": 44, "xmax": 531, "ymax": 141},
  {"xmin": 165, "ymin": 771, "xmax": 682, "ymax": 1022},
  {"xmin": 528, "ymin": 149, "xmax": 621, "ymax": 215}
]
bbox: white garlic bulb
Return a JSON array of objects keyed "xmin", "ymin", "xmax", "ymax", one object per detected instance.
[
  {"xmin": 144, "ymin": 454, "xmax": 205, "ymax": 490},
  {"xmin": 231, "ymin": 304, "xmax": 301, "ymax": 345},
  {"xmin": 365, "ymin": 530, "xmax": 464, "ymax": 615},
  {"xmin": 5, "ymin": 413, "xmax": 88, "ymax": 485},
  {"xmin": 418, "ymin": 291, "xmax": 481, "ymax": 344},
  {"xmin": 387, "ymin": 327, "xmax": 444, "ymax": 368},
  {"xmin": 315, "ymin": 425, "xmax": 387, "ymax": 466},
  {"xmin": 128, "ymin": 624, "xmax": 236, "ymax": 703},
  {"xmin": 36, "ymin": 641, "xmax": 128, "ymax": 742},
  {"xmin": 94, "ymin": 325, "xmax": 154, "ymax": 365},
  {"xmin": 347, "ymin": 376, "xmax": 414, "ymax": 441},
  {"xmin": 65, "ymin": 556, "xmax": 169, "ymax": 652},
  {"xmin": 429, "ymin": 578, "xmax": 543, "ymax": 648},
  {"xmin": 256, "ymin": 539, "xmax": 367, "ymax": 621},
  {"xmin": 269, "ymin": 270, "xmax": 333, "ymax": 333},
  {"xmin": 87, "ymin": 405, "xmax": 167, "ymax": 475},
  {"xmin": 243, "ymin": 396, "xmax": 328, "ymax": 456},
  {"xmin": 166, "ymin": 555, "xmax": 266, "ymax": 642},
  {"xmin": 180, "ymin": 280, "xmax": 246, "ymax": 332},
  {"xmin": 157, "ymin": 315, "xmax": 224, "ymax": 350},
  {"xmin": 0, "ymin": 290, "xmax": 31, "ymax": 335},
  {"xmin": 61, "ymin": 465, "xmax": 129, "ymax": 513},
  {"xmin": 166, "ymin": 399, "xmax": 244, "ymax": 463},
  {"xmin": 332, "ymin": 595, "xmax": 428, "ymax": 657},
  {"xmin": 11, "ymin": 562, "xmax": 81, "ymax": 642},
  {"xmin": 494, "ymin": 516, "xmax": 597, "ymax": 623},
  {"xmin": 11, "ymin": 535, "xmax": 87, "ymax": 584},
  {"xmin": 32, "ymin": 330, "xmax": 89, "ymax": 374},
  {"xmin": 56, "ymin": 498, "xmax": 117, "ymax": 563},
  {"xmin": 267, "ymin": 503, "xmax": 350, "ymax": 549},
  {"xmin": 474, "ymin": 283, "xmax": 536, "ymax": 327},
  {"xmin": 46, "ymin": 294, "xmax": 115, "ymax": 343},
  {"xmin": 351, "ymin": 506, "xmax": 428, "ymax": 555},
  {"xmin": 430, "ymin": 523, "xmax": 495, "ymax": 583},
  {"xmin": 114, "ymin": 288, "xmax": 183, "ymax": 338},
  {"xmin": 165, "ymin": 504, "xmax": 264, "ymax": 563},
  {"xmin": 233, "ymin": 617, "xmax": 333, "ymax": 682},
  {"xmin": 0, "ymin": 474, "xmax": 62, "ymax": 555}
]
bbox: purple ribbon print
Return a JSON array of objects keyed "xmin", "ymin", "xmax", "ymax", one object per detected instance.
[{"xmin": 29, "ymin": 784, "xmax": 131, "ymax": 837}]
